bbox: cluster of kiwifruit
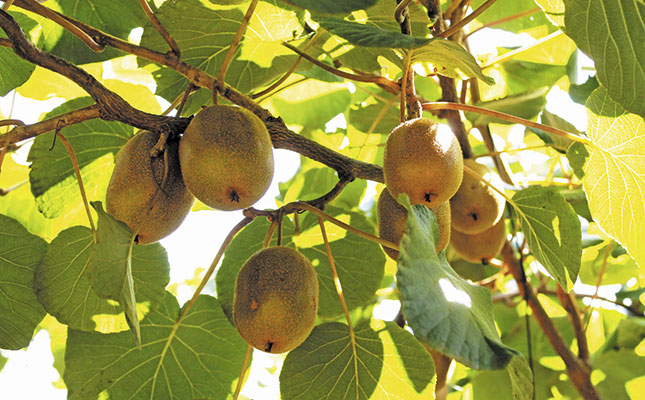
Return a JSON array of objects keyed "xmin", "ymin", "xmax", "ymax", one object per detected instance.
[{"xmin": 377, "ymin": 117, "xmax": 507, "ymax": 264}]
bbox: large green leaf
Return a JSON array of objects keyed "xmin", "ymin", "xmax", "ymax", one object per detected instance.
[
  {"xmin": 564, "ymin": 0, "xmax": 645, "ymax": 118},
  {"xmin": 316, "ymin": 16, "xmax": 430, "ymax": 48},
  {"xmin": 512, "ymin": 186, "xmax": 582, "ymax": 290},
  {"xmin": 299, "ymin": 207, "xmax": 385, "ymax": 318},
  {"xmin": 34, "ymin": 225, "xmax": 169, "ymax": 333},
  {"xmin": 583, "ymin": 87, "xmax": 645, "ymax": 269},
  {"xmin": 579, "ymin": 241, "xmax": 639, "ymax": 286},
  {"xmin": 280, "ymin": 320, "xmax": 435, "ymax": 399},
  {"xmin": 27, "ymin": 97, "xmax": 133, "ymax": 218},
  {"xmin": 271, "ymin": 84, "xmax": 352, "ymax": 129},
  {"xmin": 49, "ymin": 0, "xmax": 148, "ymax": 64},
  {"xmin": 64, "ymin": 293, "xmax": 247, "ymax": 399},
  {"xmin": 140, "ymin": 0, "xmax": 301, "ymax": 110},
  {"xmin": 502, "ymin": 60, "xmax": 566, "ymax": 95},
  {"xmin": 466, "ymin": 87, "xmax": 549, "ymax": 125},
  {"xmin": 0, "ymin": 214, "xmax": 47, "ymax": 350},
  {"xmin": 396, "ymin": 196, "xmax": 519, "ymax": 369},
  {"xmin": 411, "ymin": 39, "xmax": 494, "ymax": 84},
  {"xmin": 0, "ymin": 12, "xmax": 39, "ymax": 96},
  {"xmin": 593, "ymin": 349, "xmax": 645, "ymax": 400},
  {"xmin": 529, "ymin": 110, "xmax": 580, "ymax": 153},
  {"xmin": 279, "ymin": 0, "xmax": 378, "ymax": 14},
  {"xmin": 472, "ymin": 0, "xmax": 552, "ymax": 31}
]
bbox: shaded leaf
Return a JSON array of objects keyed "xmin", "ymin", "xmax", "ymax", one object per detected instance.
[
  {"xmin": 279, "ymin": 0, "xmax": 378, "ymax": 14},
  {"xmin": 27, "ymin": 97, "xmax": 133, "ymax": 218},
  {"xmin": 272, "ymin": 84, "xmax": 352, "ymax": 129},
  {"xmin": 280, "ymin": 320, "xmax": 435, "ymax": 399},
  {"xmin": 316, "ymin": 16, "xmax": 430, "ymax": 49},
  {"xmin": 396, "ymin": 195, "xmax": 519, "ymax": 369},
  {"xmin": 529, "ymin": 110, "xmax": 580, "ymax": 153},
  {"xmin": 472, "ymin": 0, "xmax": 552, "ymax": 31},
  {"xmin": 507, "ymin": 356, "xmax": 533, "ymax": 400},
  {"xmin": 569, "ymin": 75, "xmax": 599, "ymax": 105},
  {"xmin": 566, "ymin": 142, "xmax": 589, "ymax": 179},
  {"xmin": 593, "ymin": 349, "xmax": 645, "ymax": 400},
  {"xmin": 0, "ymin": 12, "xmax": 39, "ymax": 96},
  {"xmin": 412, "ymin": 39, "xmax": 494, "ymax": 84},
  {"xmin": 503, "ymin": 61, "xmax": 566, "ymax": 95},
  {"xmin": 0, "ymin": 214, "xmax": 47, "ymax": 350},
  {"xmin": 583, "ymin": 87, "xmax": 645, "ymax": 269},
  {"xmin": 64, "ymin": 293, "xmax": 247, "ymax": 400},
  {"xmin": 512, "ymin": 186, "xmax": 582, "ymax": 290},
  {"xmin": 579, "ymin": 242, "xmax": 638, "ymax": 286},
  {"xmin": 34, "ymin": 226, "xmax": 169, "ymax": 333},
  {"xmin": 466, "ymin": 87, "xmax": 549, "ymax": 125},
  {"xmin": 564, "ymin": 0, "xmax": 645, "ymax": 117}
]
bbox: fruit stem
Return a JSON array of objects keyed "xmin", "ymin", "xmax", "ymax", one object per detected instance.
[
  {"xmin": 232, "ymin": 344, "xmax": 253, "ymax": 400},
  {"xmin": 138, "ymin": 0, "xmax": 180, "ymax": 57},
  {"xmin": 263, "ymin": 218, "xmax": 278, "ymax": 248},
  {"xmin": 2, "ymin": 0, "xmax": 14, "ymax": 11}
]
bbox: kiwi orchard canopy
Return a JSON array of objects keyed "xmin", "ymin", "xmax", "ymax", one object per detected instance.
[{"xmin": 0, "ymin": 0, "xmax": 641, "ymax": 399}]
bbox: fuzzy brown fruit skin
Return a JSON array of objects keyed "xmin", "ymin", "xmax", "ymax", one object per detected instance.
[
  {"xmin": 384, "ymin": 118, "xmax": 463, "ymax": 207},
  {"xmin": 179, "ymin": 105, "xmax": 274, "ymax": 211},
  {"xmin": 377, "ymin": 188, "xmax": 450, "ymax": 260},
  {"xmin": 106, "ymin": 130, "xmax": 194, "ymax": 244},
  {"xmin": 450, "ymin": 159, "xmax": 506, "ymax": 234},
  {"xmin": 233, "ymin": 246, "xmax": 318, "ymax": 354},
  {"xmin": 450, "ymin": 217, "xmax": 506, "ymax": 264}
]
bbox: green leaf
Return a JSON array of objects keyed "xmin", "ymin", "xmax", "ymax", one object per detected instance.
[
  {"xmin": 583, "ymin": 87, "xmax": 645, "ymax": 269},
  {"xmin": 140, "ymin": 0, "xmax": 301, "ymax": 110},
  {"xmin": 396, "ymin": 195, "xmax": 519, "ymax": 369},
  {"xmin": 0, "ymin": 12, "xmax": 39, "ymax": 96},
  {"xmin": 512, "ymin": 186, "xmax": 582, "ymax": 290},
  {"xmin": 529, "ymin": 110, "xmax": 580, "ymax": 153},
  {"xmin": 466, "ymin": 87, "xmax": 549, "ymax": 125},
  {"xmin": 559, "ymin": 188, "xmax": 593, "ymax": 221},
  {"xmin": 411, "ymin": 39, "xmax": 495, "ymax": 84},
  {"xmin": 271, "ymin": 84, "xmax": 352, "ymax": 129},
  {"xmin": 49, "ymin": 0, "xmax": 148, "ymax": 64},
  {"xmin": 503, "ymin": 61, "xmax": 566, "ymax": 95},
  {"xmin": 567, "ymin": 142, "xmax": 589, "ymax": 179},
  {"xmin": 279, "ymin": 0, "xmax": 378, "ymax": 14},
  {"xmin": 0, "ymin": 214, "xmax": 47, "ymax": 350},
  {"xmin": 64, "ymin": 293, "xmax": 247, "ymax": 400},
  {"xmin": 579, "ymin": 242, "xmax": 639, "ymax": 286},
  {"xmin": 564, "ymin": 0, "xmax": 645, "ymax": 118},
  {"xmin": 316, "ymin": 16, "xmax": 430, "ymax": 49},
  {"xmin": 507, "ymin": 356, "xmax": 533, "ymax": 400},
  {"xmin": 472, "ymin": 0, "xmax": 552, "ymax": 31},
  {"xmin": 27, "ymin": 97, "xmax": 133, "ymax": 218},
  {"xmin": 569, "ymin": 76, "xmax": 599, "ymax": 105},
  {"xmin": 216, "ymin": 217, "xmax": 296, "ymax": 321},
  {"xmin": 299, "ymin": 207, "xmax": 385, "ymax": 318},
  {"xmin": 535, "ymin": 0, "xmax": 566, "ymax": 26},
  {"xmin": 86, "ymin": 202, "xmax": 142, "ymax": 344},
  {"xmin": 34, "ymin": 226, "xmax": 169, "ymax": 333},
  {"xmin": 280, "ymin": 320, "xmax": 435, "ymax": 399},
  {"xmin": 593, "ymin": 349, "xmax": 645, "ymax": 400}
]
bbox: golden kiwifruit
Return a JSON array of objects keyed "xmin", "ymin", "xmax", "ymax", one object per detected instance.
[
  {"xmin": 179, "ymin": 105, "xmax": 274, "ymax": 211},
  {"xmin": 106, "ymin": 130, "xmax": 194, "ymax": 244},
  {"xmin": 377, "ymin": 188, "xmax": 450, "ymax": 260},
  {"xmin": 384, "ymin": 118, "xmax": 463, "ymax": 206},
  {"xmin": 450, "ymin": 217, "xmax": 506, "ymax": 264},
  {"xmin": 233, "ymin": 246, "xmax": 318, "ymax": 353},
  {"xmin": 450, "ymin": 159, "xmax": 506, "ymax": 234}
]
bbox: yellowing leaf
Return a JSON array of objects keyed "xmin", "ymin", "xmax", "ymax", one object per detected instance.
[{"xmin": 583, "ymin": 87, "xmax": 645, "ymax": 269}]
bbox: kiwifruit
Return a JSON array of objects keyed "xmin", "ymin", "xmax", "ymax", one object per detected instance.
[
  {"xmin": 450, "ymin": 159, "xmax": 506, "ymax": 234},
  {"xmin": 377, "ymin": 188, "xmax": 450, "ymax": 260},
  {"xmin": 106, "ymin": 130, "xmax": 194, "ymax": 244},
  {"xmin": 450, "ymin": 217, "xmax": 506, "ymax": 264},
  {"xmin": 179, "ymin": 105, "xmax": 274, "ymax": 211},
  {"xmin": 384, "ymin": 118, "xmax": 463, "ymax": 206},
  {"xmin": 233, "ymin": 246, "xmax": 318, "ymax": 353}
]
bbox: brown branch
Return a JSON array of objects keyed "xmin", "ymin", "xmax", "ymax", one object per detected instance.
[
  {"xmin": 437, "ymin": 77, "xmax": 473, "ymax": 158},
  {"xmin": 138, "ymin": 0, "xmax": 180, "ymax": 57},
  {"xmin": 440, "ymin": 0, "xmax": 498, "ymax": 38},
  {"xmin": 556, "ymin": 285, "xmax": 590, "ymax": 363},
  {"xmin": 0, "ymin": 37, "xmax": 11, "ymax": 47},
  {"xmin": 502, "ymin": 242, "xmax": 600, "ymax": 400},
  {"xmin": 396, "ymin": 0, "xmax": 421, "ymax": 120},
  {"xmin": 2, "ymin": 0, "xmax": 15, "ymax": 11}
]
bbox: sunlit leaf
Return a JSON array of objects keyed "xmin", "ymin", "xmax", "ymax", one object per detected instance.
[
  {"xmin": 512, "ymin": 186, "xmax": 582, "ymax": 290},
  {"xmin": 564, "ymin": 0, "xmax": 645, "ymax": 117},
  {"xmin": 0, "ymin": 214, "xmax": 47, "ymax": 350},
  {"xmin": 535, "ymin": 0, "xmax": 566, "ymax": 26},
  {"xmin": 280, "ymin": 320, "xmax": 435, "ymax": 399},
  {"xmin": 583, "ymin": 87, "xmax": 645, "ymax": 269},
  {"xmin": 472, "ymin": 0, "xmax": 552, "ymax": 31},
  {"xmin": 411, "ymin": 39, "xmax": 494, "ymax": 84},
  {"xmin": 396, "ymin": 195, "xmax": 519, "ymax": 369},
  {"xmin": 279, "ymin": 0, "xmax": 378, "ymax": 14},
  {"xmin": 579, "ymin": 242, "xmax": 639, "ymax": 286},
  {"xmin": 65, "ymin": 293, "xmax": 247, "ymax": 399}
]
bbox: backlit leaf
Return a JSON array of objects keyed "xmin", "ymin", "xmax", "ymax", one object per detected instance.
[
  {"xmin": 472, "ymin": 0, "xmax": 552, "ymax": 31},
  {"xmin": 466, "ymin": 87, "xmax": 548, "ymax": 125},
  {"xmin": 583, "ymin": 87, "xmax": 645, "ymax": 269},
  {"xmin": 280, "ymin": 320, "xmax": 435, "ymax": 399},
  {"xmin": 316, "ymin": 16, "xmax": 430, "ymax": 49},
  {"xmin": 0, "ymin": 214, "xmax": 47, "ymax": 350},
  {"xmin": 279, "ymin": 0, "xmax": 378, "ymax": 14},
  {"xmin": 412, "ymin": 39, "xmax": 494, "ymax": 83}
]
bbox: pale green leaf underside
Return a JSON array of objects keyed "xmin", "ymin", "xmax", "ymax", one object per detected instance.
[
  {"xmin": 0, "ymin": 214, "xmax": 47, "ymax": 350},
  {"xmin": 34, "ymin": 226, "xmax": 169, "ymax": 333},
  {"xmin": 396, "ymin": 196, "xmax": 518, "ymax": 370},
  {"xmin": 583, "ymin": 87, "xmax": 645, "ymax": 269},
  {"xmin": 564, "ymin": 0, "xmax": 645, "ymax": 118},
  {"xmin": 280, "ymin": 320, "xmax": 435, "ymax": 400},
  {"xmin": 512, "ymin": 186, "xmax": 582, "ymax": 290},
  {"xmin": 65, "ymin": 294, "xmax": 247, "ymax": 399},
  {"xmin": 412, "ymin": 39, "xmax": 494, "ymax": 84}
]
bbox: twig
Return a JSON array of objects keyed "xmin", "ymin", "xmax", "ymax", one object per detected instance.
[
  {"xmin": 583, "ymin": 243, "xmax": 611, "ymax": 331},
  {"xmin": 2, "ymin": 0, "xmax": 15, "ymax": 11},
  {"xmin": 422, "ymin": 102, "xmax": 590, "ymax": 145},
  {"xmin": 0, "ymin": 180, "xmax": 26, "ymax": 196},
  {"xmin": 138, "ymin": 0, "xmax": 180, "ymax": 57},
  {"xmin": 232, "ymin": 344, "xmax": 253, "ymax": 400},
  {"xmin": 282, "ymin": 42, "xmax": 400, "ymax": 94},
  {"xmin": 556, "ymin": 285, "xmax": 590, "ymax": 363},
  {"xmin": 440, "ymin": 0, "xmax": 498, "ymax": 38},
  {"xmin": 0, "ymin": 118, "xmax": 23, "ymax": 127},
  {"xmin": 218, "ymin": 0, "xmax": 259, "ymax": 90},
  {"xmin": 394, "ymin": 0, "xmax": 414, "ymax": 24},
  {"xmin": 437, "ymin": 77, "xmax": 474, "ymax": 158},
  {"xmin": 464, "ymin": 7, "xmax": 541, "ymax": 40},
  {"xmin": 481, "ymin": 30, "xmax": 564, "ymax": 70},
  {"xmin": 502, "ymin": 242, "xmax": 600, "ymax": 400},
  {"xmin": 54, "ymin": 127, "xmax": 96, "ymax": 234}
]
